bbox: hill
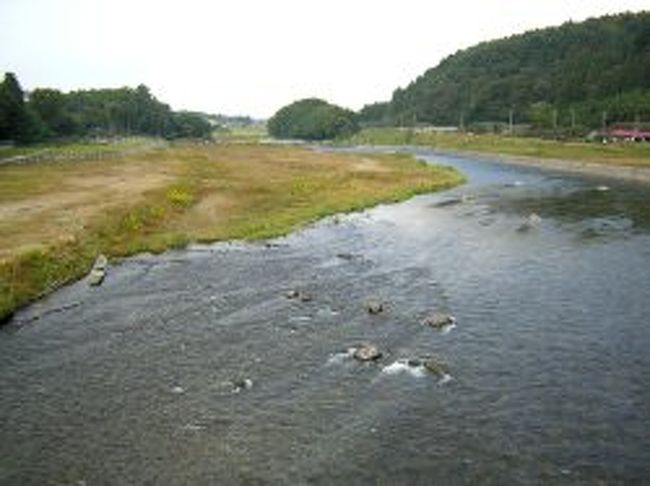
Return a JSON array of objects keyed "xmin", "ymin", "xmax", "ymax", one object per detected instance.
[{"xmin": 360, "ymin": 11, "xmax": 650, "ymax": 130}]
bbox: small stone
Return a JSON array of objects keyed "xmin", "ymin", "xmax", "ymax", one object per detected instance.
[
  {"xmin": 366, "ymin": 300, "xmax": 384, "ymax": 315},
  {"xmin": 94, "ymin": 254, "xmax": 108, "ymax": 271},
  {"xmin": 517, "ymin": 213, "xmax": 542, "ymax": 232},
  {"xmin": 299, "ymin": 293, "xmax": 312, "ymax": 302},
  {"xmin": 88, "ymin": 268, "xmax": 105, "ymax": 286},
  {"xmin": 353, "ymin": 344, "xmax": 382, "ymax": 362},
  {"xmin": 171, "ymin": 386, "xmax": 185, "ymax": 394},
  {"xmin": 285, "ymin": 289, "xmax": 312, "ymax": 302},
  {"xmin": 232, "ymin": 378, "xmax": 253, "ymax": 391},
  {"xmin": 422, "ymin": 312, "xmax": 455, "ymax": 328},
  {"xmin": 407, "ymin": 358, "xmax": 422, "ymax": 367},
  {"xmin": 336, "ymin": 252, "xmax": 355, "ymax": 261},
  {"xmin": 423, "ymin": 356, "xmax": 449, "ymax": 376},
  {"xmin": 88, "ymin": 254, "xmax": 108, "ymax": 286}
]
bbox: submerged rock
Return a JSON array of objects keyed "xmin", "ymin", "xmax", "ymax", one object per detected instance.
[
  {"xmin": 517, "ymin": 213, "xmax": 542, "ymax": 232},
  {"xmin": 336, "ymin": 252, "xmax": 355, "ymax": 261},
  {"xmin": 365, "ymin": 299, "xmax": 385, "ymax": 315},
  {"xmin": 422, "ymin": 312, "xmax": 456, "ymax": 329},
  {"xmin": 231, "ymin": 378, "xmax": 253, "ymax": 392},
  {"xmin": 88, "ymin": 254, "xmax": 108, "ymax": 286},
  {"xmin": 285, "ymin": 290, "xmax": 312, "ymax": 302},
  {"xmin": 422, "ymin": 355, "xmax": 450, "ymax": 376},
  {"xmin": 353, "ymin": 344, "xmax": 382, "ymax": 362}
]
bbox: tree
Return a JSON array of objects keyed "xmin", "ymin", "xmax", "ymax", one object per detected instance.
[
  {"xmin": 0, "ymin": 72, "xmax": 27, "ymax": 141},
  {"xmin": 268, "ymin": 98, "xmax": 359, "ymax": 140}
]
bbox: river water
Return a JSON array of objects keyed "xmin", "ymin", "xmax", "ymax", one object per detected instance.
[{"xmin": 1, "ymin": 147, "xmax": 649, "ymax": 484}]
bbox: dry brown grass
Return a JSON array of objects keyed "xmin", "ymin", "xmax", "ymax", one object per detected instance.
[{"xmin": 0, "ymin": 142, "xmax": 463, "ymax": 321}]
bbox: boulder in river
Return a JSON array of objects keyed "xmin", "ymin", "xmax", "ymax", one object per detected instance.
[
  {"xmin": 353, "ymin": 344, "xmax": 382, "ymax": 362},
  {"xmin": 517, "ymin": 213, "xmax": 542, "ymax": 232},
  {"xmin": 365, "ymin": 299, "xmax": 385, "ymax": 315},
  {"xmin": 422, "ymin": 355, "xmax": 450, "ymax": 376},
  {"xmin": 422, "ymin": 312, "xmax": 456, "ymax": 329},
  {"xmin": 231, "ymin": 378, "xmax": 253, "ymax": 392},
  {"xmin": 285, "ymin": 289, "xmax": 312, "ymax": 302},
  {"xmin": 88, "ymin": 254, "xmax": 108, "ymax": 286}
]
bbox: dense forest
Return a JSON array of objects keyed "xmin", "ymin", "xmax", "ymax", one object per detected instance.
[
  {"xmin": 360, "ymin": 11, "xmax": 650, "ymax": 131},
  {"xmin": 268, "ymin": 98, "xmax": 359, "ymax": 140},
  {"xmin": 0, "ymin": 72, "xmax": 212, "ymax": 143}
]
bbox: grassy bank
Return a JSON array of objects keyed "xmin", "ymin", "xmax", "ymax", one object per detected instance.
[
  {"xmin": 345, "ymin": 128, "xmax": 650, "ymax": 168},
  {"xmin": 0, "ymin": 143, "xmax": 462, "ymax": 321}
]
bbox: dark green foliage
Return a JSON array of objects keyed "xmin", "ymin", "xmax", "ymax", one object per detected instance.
[
  {"xmin": 362, "ymin": 12, "xmax": 650, "ymax": 130},
  {"xmin": 268, "ymin": 98, "xmax": 359, "ymax": 140},
  {"xmin": 358, "ymin": 102, "xmax": 392, "ymax": 126},
  {"xmin": 171, "ymin": 111, "xmax": 213, "ymax": 138},
  {"xmin": 0, "ymin": 73, "xmax": 213, "ymax": 144},
  {"xmin": 0, "ymin": 72, "xmax": 37, "ymax": 143}
]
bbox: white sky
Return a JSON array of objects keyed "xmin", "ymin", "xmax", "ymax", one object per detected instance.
[{"xmin": 1, "ymin": 0, "xmax": 648, "ymax": 118}]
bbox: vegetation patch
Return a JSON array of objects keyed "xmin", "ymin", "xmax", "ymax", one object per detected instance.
[
  {"xmin": 268, "ymin": 98, "xmax": 359, "ymax": 141},
  {"xmin": 0, "ymin": 143, "xmax": 462, "ymax": 321},
  {"xmin": 345, "ymin": 128, "xmax": 650, "ymax": 168}
]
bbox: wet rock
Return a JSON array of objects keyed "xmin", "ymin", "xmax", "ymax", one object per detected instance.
[
  {"xmin": 407, "ymin": 358, "xmax": 422, "ymax": 367},
  {"xmin": 422, "ymin": 312, "xmax": 456, "ymax": 329},
  {"xmin": 517, "ymin": 213, "xmax": 542, "ymax": 232},
  {"xmin": 365, "ymin": 299, "xmax": 385, "ymax": 315},
  {"xmin": 88, "ymin": 254, "xmax": 108, "ymax": 286},
  {"xmin": 423, "ymin": 355, "xmax": 449, "ymax": 376},
  {"xmin": 353, "ymin": 344, "xmax": 382, "ymax": 362},
  {"xmin": 434, "ymin": 197, "xmax": 464, "ymax": 208},
  {"xmin": 285, "ymin": 290, "xmax": 312, "ymax": 302},
  {"xmin": 336, "ymin": 253, "xmax": 355, "ymax": 261},
  {"xmin": 231, "ymin": 378, "xmax": 253, "ymax": 392}
]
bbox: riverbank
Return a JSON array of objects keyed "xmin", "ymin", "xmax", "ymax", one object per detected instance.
[
  {"xmin": 433, "ymin": 148, "xmax": 650, "ymax": 184},
  {"xmin": 344, "ymin": 128, "xmax": 650, "ymax": 182},
  {"xmin": 0, "ymin": 143, "xmax": 462, "ymax": 322}
]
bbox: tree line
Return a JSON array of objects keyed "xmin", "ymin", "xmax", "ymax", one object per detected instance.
[
  {"xmin": 0, "ymin": 72, "xmax": 212, "ymax": 143},
  {"xmin": 359, "ymin": 11, "xmax": 650, "ymax": 132}
]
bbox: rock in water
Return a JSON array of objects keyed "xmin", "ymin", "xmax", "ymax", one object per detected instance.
[
  {"xmin": 517, "ymin": 213, "xmax": 542, "ymax": 232},
  {"xmin": 353, "ymin": 344, "xmax": 382, "ymax": 362},
  {"xmin": 88, "ymin": 254, "xmax": 108, "ymax": 286},
  {"xmin": 365, "ymin": 299, "xmax": 384, "ymax": 315},
  {"xmin": 285, "ymin": 289, "xmax": 312, "ymax": 302},
  {"xmin": 422, "ymin": 312, "xmax": 456, "ymax": 328},
  {"xmin": 231, "ymin": 378, "xmax": 253, "ymax": 392},
  {"xmin": 423, "ymin": 355, "xmax": 449, "ymax": 376}
]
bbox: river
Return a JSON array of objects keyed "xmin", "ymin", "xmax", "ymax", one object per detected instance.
[{"xmin": 1, "ymin": 147, "xmax": 649, "ymax": 484}]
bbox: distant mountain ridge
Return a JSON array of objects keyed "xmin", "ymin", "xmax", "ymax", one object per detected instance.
[{"xmin": 360, "ymin": 11, "xmax": 650, "ymax": 130}]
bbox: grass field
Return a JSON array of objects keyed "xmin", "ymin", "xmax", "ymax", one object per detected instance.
[
  {"xmin": 0, "ymin": 142, "xmax": 462, "ymax": 321},
  {"xmin": 345, "ymin": 128, "xmax": 650, "ymax": 168}
]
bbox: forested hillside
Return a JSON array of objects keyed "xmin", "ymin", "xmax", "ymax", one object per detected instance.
[
  {"xmin": 360, "ymin": 11, "xmax": 650, "ymax": 130},
  {"xmin": 0, "ymin": 73, "xmax": 212, "ymax": 143}
]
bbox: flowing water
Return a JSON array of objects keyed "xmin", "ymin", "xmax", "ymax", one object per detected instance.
[{"xmin": 1, "ymin": 147, "xmax": 649, "ymax": 484}]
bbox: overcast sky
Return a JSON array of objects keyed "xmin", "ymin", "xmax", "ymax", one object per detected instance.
[{"xmin": 1, "ymin": 0, "xmax": 647, "ymax": 118}]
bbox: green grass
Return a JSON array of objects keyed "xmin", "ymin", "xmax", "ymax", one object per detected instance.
[
  {"xmin": 344, "ymin": 128, "xmax": 650, "ymax": 168},
  {"xmin": 0, "ymin": 136, "xmax": 164, "ymax": 161},
  {"xmin": 0, "ymin": 144, "xmax": 462, "ymax": 322}
]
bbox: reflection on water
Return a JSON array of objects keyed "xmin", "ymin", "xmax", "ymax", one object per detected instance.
[{"xmin": 0, "ymin": 147, "xmax": 649, "ymax": 484}]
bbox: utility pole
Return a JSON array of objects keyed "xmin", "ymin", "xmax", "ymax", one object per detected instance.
[
  {"xmin": 601, "ymin": 110, "xmax": 608, "ymax": 132},
  {"xmin": 552, "ymin": 109, "xmax": 558, "ymax": 132},
  {"xmin": 509, "ymin": 109, "xmax": 514, "ymax": 134},
  {"xmin": 459, "ymin": 111, "xmax": 465, "ymax": 132}
]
